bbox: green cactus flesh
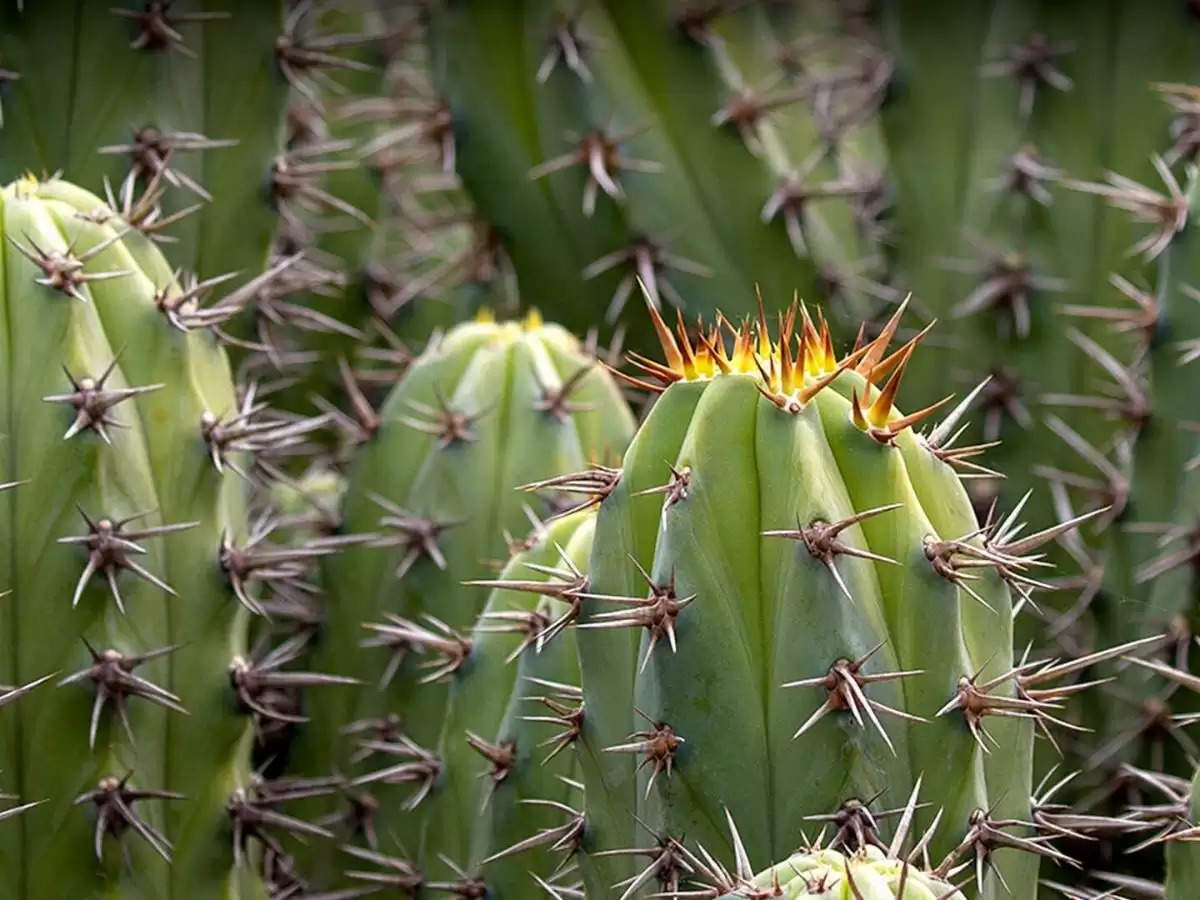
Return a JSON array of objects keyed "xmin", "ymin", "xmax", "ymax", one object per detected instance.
[
  {"xmin": 568, "ymin": 300, "xmax": 1110, "ymax": 899},
  {"xmin": 292, "ymin": 311, "xmax": 634, "ymax": 883},
  {"xmin": 0, "ymin": 174, "xmax": 262, "ymax": 898},
  {"xmin": 1165, "ymin": 767, "xmax": 1200, "ymax": 899}
]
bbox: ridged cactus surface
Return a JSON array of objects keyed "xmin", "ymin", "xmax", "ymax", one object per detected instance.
[
  {"xmin": 0, "ymin": 174, "xmax": 257, "ymax": 898},
  {"xmin": 1166, "ymin": 768, "xmax": 1200, "ymax": 899},
  {"xmin": 572, "ymin": 300, "xmax": 1106, "ymax": 899},
  {"xmin": 417, "ymin": 509, "xmax": 592, "ymax": 897},
  {"xmin": 292, "ymin": 312, "xmax": 634, "ymax": 883}
]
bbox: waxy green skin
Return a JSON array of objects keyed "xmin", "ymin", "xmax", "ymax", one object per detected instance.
[
  {"xmin": 0, "ymin": 178, "xmax": 259, "ymax": 898},
  {"xmin": 0, "ymin": 1, "xmax": 287, "ymax": 291},
  {"xmin": 577, "ymin": 369, "xmax": 1032, "ymax": 900},
  {"xmin": 293, "ymin": 316, "xmax": 633, "ymax": 883},
  {"xmin": 1165, "ymin": 768, "xmax": 1200, "ymax": 899}
]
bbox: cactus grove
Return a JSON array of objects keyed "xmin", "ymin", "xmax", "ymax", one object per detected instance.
[{"xmin": 0, "ymin": 1, "xmax": 1197, "ymax": 899}]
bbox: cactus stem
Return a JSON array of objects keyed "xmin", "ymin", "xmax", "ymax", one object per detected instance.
[
  {"xmin": 935, "ymin": 806, "xmax": 1078, "ymax": 890},
  {"xmin": 231, "ymin": 634, "xmax": 359, "ymax": 732},
  {"xmin": 979, "ymin": 33, "xmax": 1076, "ymax": 117},
  {"xmin": 476, "ymin": 608, "xmax": 551, "ymax": 664},
  {"xmin": 220, "ymin": 526, "xmax": 339, "ymax": 617},
  {"xmin": 43, "ymin": 357, "xmax": 164, "ymax": 443},
  {"xmin": 58, "ymin": 507, "xmax": 198, "ymax": 611},
  {"xmin": 1057, "ymin": 273, "xmax": 1160, "ymax": 353},
  {"xmin": 74, "ymin": 773, "xmax": 184, "ymax": 863},
  {"xmin": 783, "ymin": 644, "xmax": 926, "ymax": 752},
  {"xmin": 425, "ymin": 855, "xmax": 487, "ymax": 897},
  {"xmin": 339, "ymin": 844, "xmax": 423, "ymax": 893},
  {"xmin": 632, "ymin": 463, "xmax": 691, "ymax": 508},
  {"xmin": 993, "ymin": 145, "xmax": 1062, "ymax": 206},
  {"xmin": 521, "ymin": 678, "xmax": 585, "ymax": 764},
  {"xmin": 98, "ymin": 127, "xmax": 238, "ymax": 202},
  {"xmin": 226, "ymin": 783, "xmax": 335, "ymax": 869},
  {"xmin": 361, "ymin": 613, "xmax": 472, "ymax": 687},
  {"xmin": 272, "ymin": 145, "xmax": 376, "ymax": 229},
  {"xmin": 109, "ymin": 1, "xmax": 230, "ymax": 57},
  {"xmin": 593, "ymin": 821, "xmax": 687, "ymax": 899},
  {"xmin": 764, "ymin": 503, "xmax": 902, "ymax": 600},
  {"xmin": 537, "ymin": 12, "xmax": 594, "ymax": 85},
  {"xmin": 482, "ymin": 797, "xmax": 586, "ymax": 866},
  {"xmin": 936, "ymin": 668, "xmax": 1054, "ymax": 755},
  {"xmin": 201, "ymin": 393, "xmax": 331, "ymax": 476},
  {"xmin": 1063, "ymin": 155, "xmax": 1188, "ymax": 261},
  {"xmin": 349, "ymin": 736, "xmax": 442, "ymax": 809},
  {"xmin": 533, "ymin": 364, "xmax": 597, "ymax": 422},
  {"xmin": 529, "ymin": 127, "xmax": 664, "ymax": 217},
  {"xmin": 81, "ymin": 166, "xmax": 205, "ymax": 244},
  {"xmin": 464, "ymin": 731, "xmax": 516, "ymax": 801}
]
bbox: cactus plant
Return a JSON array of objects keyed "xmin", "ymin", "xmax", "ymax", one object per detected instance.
[
  {"xmin": 0, "ymin": 172, "xmax": 356, "ymax": 898},
  {"xmin": 288, "ymin": 310, "xmax": 634, "ymax": 883},
  {"xmin": 567, "ymin": 299, "xmax": 1071, "ymax": 899}
]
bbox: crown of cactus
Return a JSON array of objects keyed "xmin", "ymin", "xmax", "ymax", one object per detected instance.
[
  {"xmin": 287, "ymin": 311, "xmax": 634, "ymax": 882},
  {"xmin": 0, "ymin": 173, "xmax": 364, "ymax": 897}
]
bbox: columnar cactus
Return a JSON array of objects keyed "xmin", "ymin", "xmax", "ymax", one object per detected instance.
[
  {"xmin": 569, "ymin": 299, "xmax": 1111, "ymax": 899},
  {"xmin": 403, "ymin": 509, "xmax": 592, "ymax": 896},
  {"xmin": 291, "ymin": 311, "xmax": 634, "ymax": 882},
  {"xmin": 0, "ymin": 173, "xmax": 352, "ymax": 898}
]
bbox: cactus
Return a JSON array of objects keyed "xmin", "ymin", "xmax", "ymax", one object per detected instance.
[
  {"xmin": 562, "ymin": 298, "xmax": 1130, "ymax": 900},
  {"xmin": 0, "ymin": 173, "xmax": 362, "ymax": 896},
  {"xmin": 289, "ymin": 310, "xmax": 634, "ymax": 884},
  {"xmin": 399, "ymin": 509, "xmax": 592, "ymax": 897}
]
